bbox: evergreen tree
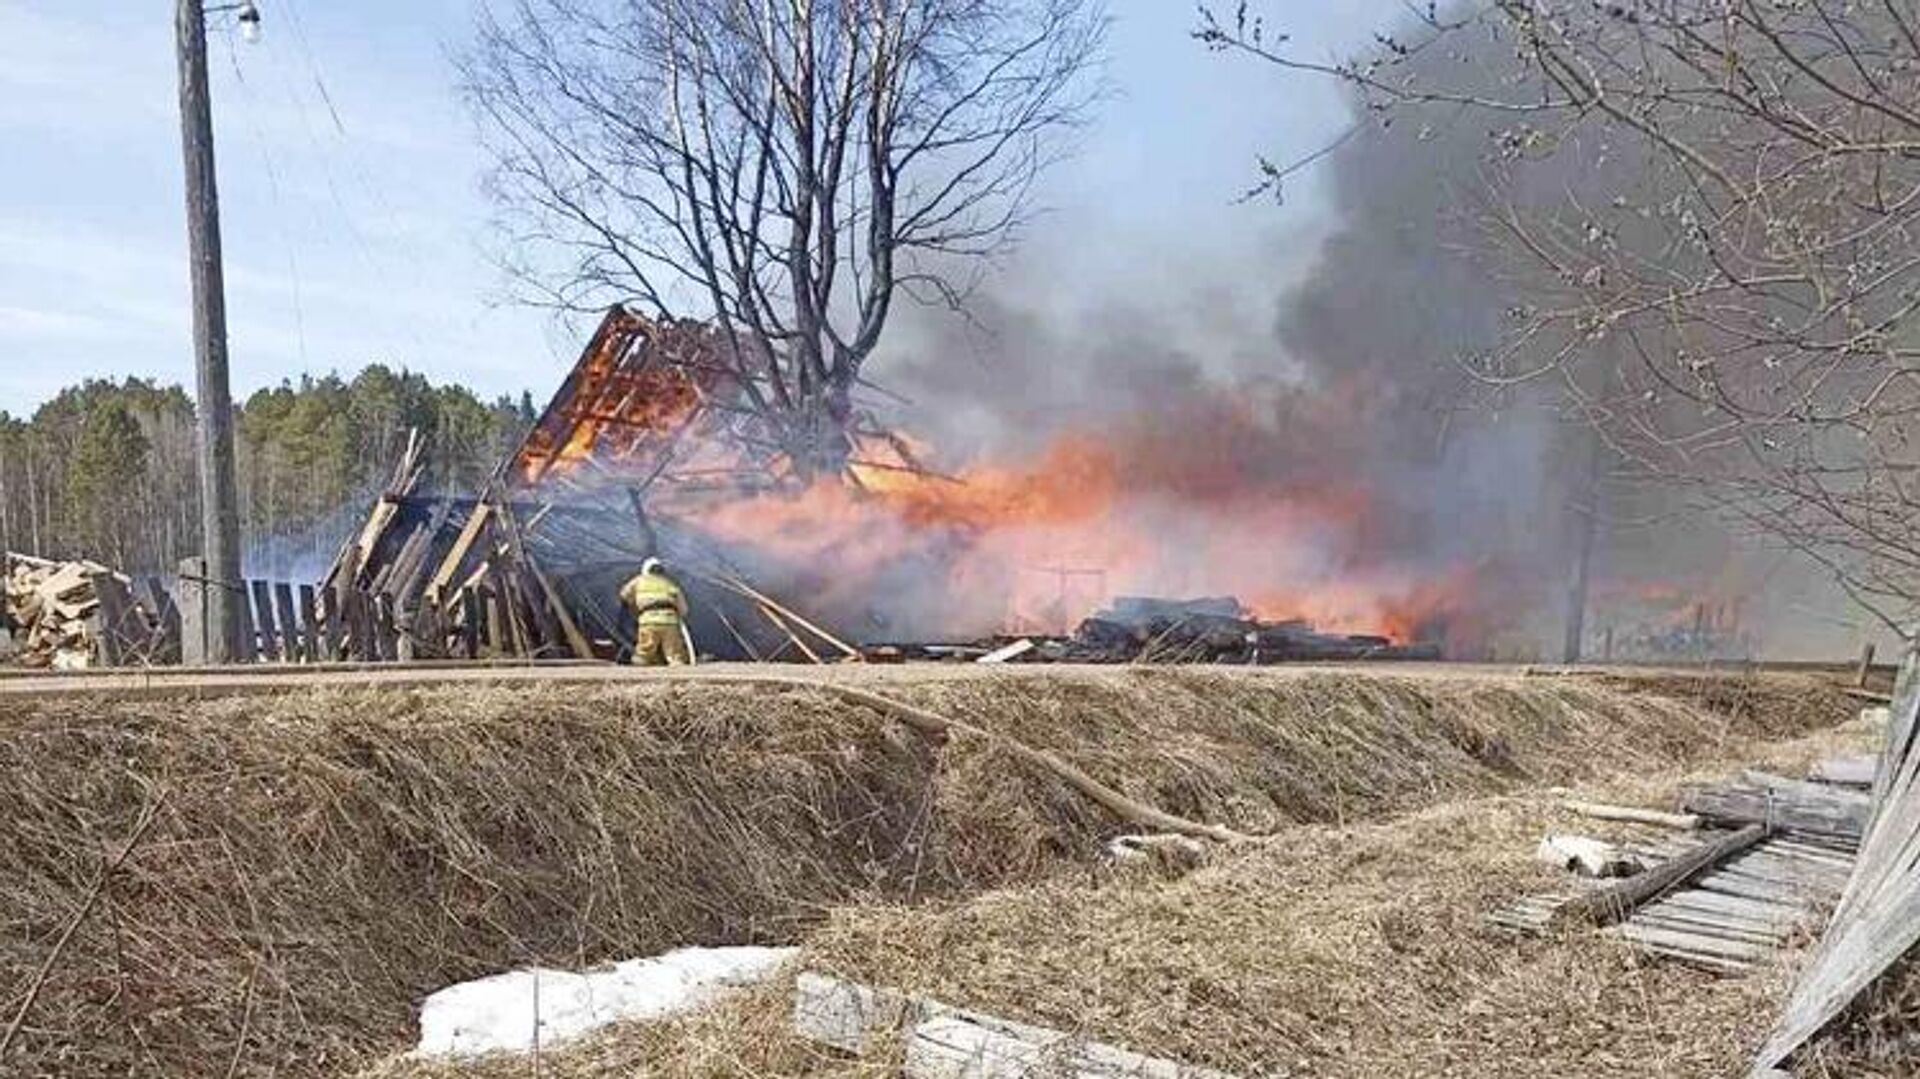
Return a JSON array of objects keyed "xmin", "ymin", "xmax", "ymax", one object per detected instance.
[
  {"xmin": 0, "ymin": 367, "xmax": 536, "ymax": 575},
  {"xmin": 66, "ymin": 401, "xmax": 150, "ymax": 566}
]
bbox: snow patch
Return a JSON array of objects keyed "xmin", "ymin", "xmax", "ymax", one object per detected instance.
[{"xmin": 415, "ymin": 945, "xmax": 796, "ymax": 1057}]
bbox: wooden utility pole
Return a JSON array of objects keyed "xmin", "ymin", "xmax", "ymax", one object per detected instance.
[{"xmin": 175, "ymin": 0, "xmax": 243, "ymax": 663}]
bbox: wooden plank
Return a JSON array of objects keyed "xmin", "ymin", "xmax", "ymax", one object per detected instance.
[
  {"xmin": 236, "ymin": 579, "xmax": 259, "ymax": 663},
  {"xmin": 1728, "ymin": 852, "xmax": 1850, "ymax": 889},
  {"xmin": 759, "ymin": 602, "xmax": 823, "ymax": 664},
  {"xmin": 326, "ymin": 545, "xmax": 360, "ymax": 662},
  {"xmin": 425, "ymin": 503, "xmax": 492, "ymax": 605},
  {"xmin": 1712, "ymin": 856, "xmax": 1838, "ymax": 891},
  {"xmin": 1645, "ymin": 891, "xmax": 1802, "ymax": 926},
  {"xmin": 250, "ymin": 580, "xmax": 283, "ymax": 662},
  {"xmin": 1633, "ymin": 909, "xmax": 1791, "ymax": 946},
  {"xmin": 1767, "ymin": 838, "xmax": 1856, "ymax": 864},
  {"xmin": 1743, "ymin": 771, "xmax": 1875, "ymax": 812},
  {"xmin": 1607, "ymin": 928, "xmax": 1755, "ymax": 974},
  {"xmin": 978, "ymin": 639, "xmax": 1036, "ymax": 665},
  {"xmin": 1654, "ymin": 889, "xmax": 1806, "ymax": 925},
  {"xmin": 1555, "ymin": 824, "xmax": 1768, "ymax": 927},
  {"xmin": 346, "ymin": 590, "xmax": 376, "ymax": 662},
  {"xmin": 297, "ymin": 585, "xmax": 320, "ymax": 663},
  {"xmin": 378, "ymin": 523, "xmax": 433, "ymax": 612},
  {"xmin": 1694, "ymin": 872, "xmax": 1816, "ymax": 908},
  {"xmin": 1613, "ymin": 922, "xmax": 1772, "ymax": 962},
  {"xmin": 1811, "ymin": 756, "xmax": 1877, "ymax": 790},
  {"xmin": 272, "ymin": 583, "xmax": 304, "ymax": 662},
  {"xmin": 394, "ymin": 498, "xmax": 458, "ymax": 613}
]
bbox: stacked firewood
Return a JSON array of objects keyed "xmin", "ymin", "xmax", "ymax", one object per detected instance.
[
  {"xmin": 3, "ymin": 554, "xmax": 113, "ymax": 669},
  {"xmin": 1, "ymin": 552, "xmax": 176, "ymax": 669}
]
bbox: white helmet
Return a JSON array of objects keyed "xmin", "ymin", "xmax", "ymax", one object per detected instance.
[{"xmin": 640, "ymin": 557, "xmax": 663, "ymax": 575}]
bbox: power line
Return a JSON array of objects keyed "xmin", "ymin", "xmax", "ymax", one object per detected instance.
[{"xmin": 221, "ymin": 25, "xmax": 312, "ymax": 373}]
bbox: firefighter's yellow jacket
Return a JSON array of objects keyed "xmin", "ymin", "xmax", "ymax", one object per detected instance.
[{"xmin": 620, "ymin": 571, "xmax": 688, "ymax": 627}]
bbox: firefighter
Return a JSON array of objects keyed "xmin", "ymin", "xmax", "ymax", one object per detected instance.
[{"xmin": 620, "ymin": 557, "xmax": 691, "ymax": 666}]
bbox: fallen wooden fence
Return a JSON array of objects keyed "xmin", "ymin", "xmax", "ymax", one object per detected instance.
[{"xmin": 1751, "ymin": 644, "xmax": 1920, "ymax": 1074}]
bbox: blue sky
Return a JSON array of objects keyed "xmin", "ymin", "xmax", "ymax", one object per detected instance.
[{"xmin": 0, "ymin": 1, "xmax": 1405, "ymax": 417}]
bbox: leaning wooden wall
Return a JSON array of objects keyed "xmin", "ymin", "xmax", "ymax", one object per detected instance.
[{"xmin": 1752, "ymin": 643, "xmax": 1920, "ymax": 1074}]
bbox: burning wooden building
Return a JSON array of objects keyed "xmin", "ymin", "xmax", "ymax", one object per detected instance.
[
  {"xmin": 315, "ymin": 308, "xmax": 894, "ymax": 663},
  {"xmin": 288, "ymin": 303, "xmax": 1459, "ymax": 667}
]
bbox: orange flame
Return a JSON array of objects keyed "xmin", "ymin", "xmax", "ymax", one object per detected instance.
[{"xmin": 694, "ymin": 392, "xmax": 1491, "ymax": 648}]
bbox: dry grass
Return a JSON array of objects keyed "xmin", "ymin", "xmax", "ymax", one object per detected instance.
[
  {"xmin": 0, "ymin": 666, "xmax": 1860, "ymax": 1076},
  {"xmin": 785, "ymin": 793, "xmax": 1789, "ymax": 1079},
  {"xmin": 374, "ymin": 722, "xmax": 1880, "ymax": 1079}
]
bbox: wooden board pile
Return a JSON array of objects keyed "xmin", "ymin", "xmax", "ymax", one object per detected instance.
[
  {"xmin": 2, "ymin": 552, "xmax": 180, "ymax": 669},
  {"xmin": 1488, "ymin": 741, "xmax": 1888, "ymax": 985}
]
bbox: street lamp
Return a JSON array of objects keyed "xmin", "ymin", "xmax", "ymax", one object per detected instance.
[
  {"xmin": 237, "ymin": 3, "xmax": 263, "ymax": 44},
  {"xmin": 208, "ymin": 2, "xmax": 264, "ymax": 43}
]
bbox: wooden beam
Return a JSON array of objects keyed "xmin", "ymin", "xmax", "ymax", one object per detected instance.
[
  {"xmin": 710, "ymin": 573, "xmax": 861, "ymax": 661},
  {"xmin": 425, "ymin": 503, "xmax": 492, "ymax": 605},
  {"xmin": 758, "ymin": 602, "xmax": 822, "ymax": 664},
  {"xmin": 1683, "ymin": 779, "xmax": 1869, "ymax": 841},
  {"xmin": 1555, "ymin": 824, "xmax": 1768, "ymax": 928},
  {"xmin": 1564, "ymin": 801, "xmax": 1701, "ymax": 830},
  {"xmin": 526, "ymin": 560, "xmax": 594, "ymax": 660},
  {"xmin": 711, "ymin": 605, "xmax": 761, "ymax": 661},
  {"xmin": 272, "ymin": 583, "xmax": 304, "ymax": 663},
  {"xmin": 250, "ymin": 580, "xmax": 283, "ymax": 663}
]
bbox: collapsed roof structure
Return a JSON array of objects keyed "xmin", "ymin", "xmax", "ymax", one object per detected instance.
[{"xmin": 316, "ymin": 308, "xmax": 897, "ymax": 663}]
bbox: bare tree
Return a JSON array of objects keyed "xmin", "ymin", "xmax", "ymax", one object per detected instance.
[
  {"xmin": 1202, "ymin": 1, "xmax": 1920, "ymax": 632},
  {"xmin": 465, "ymin": 0, "xmax": 1106, "ymax": 468}
]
